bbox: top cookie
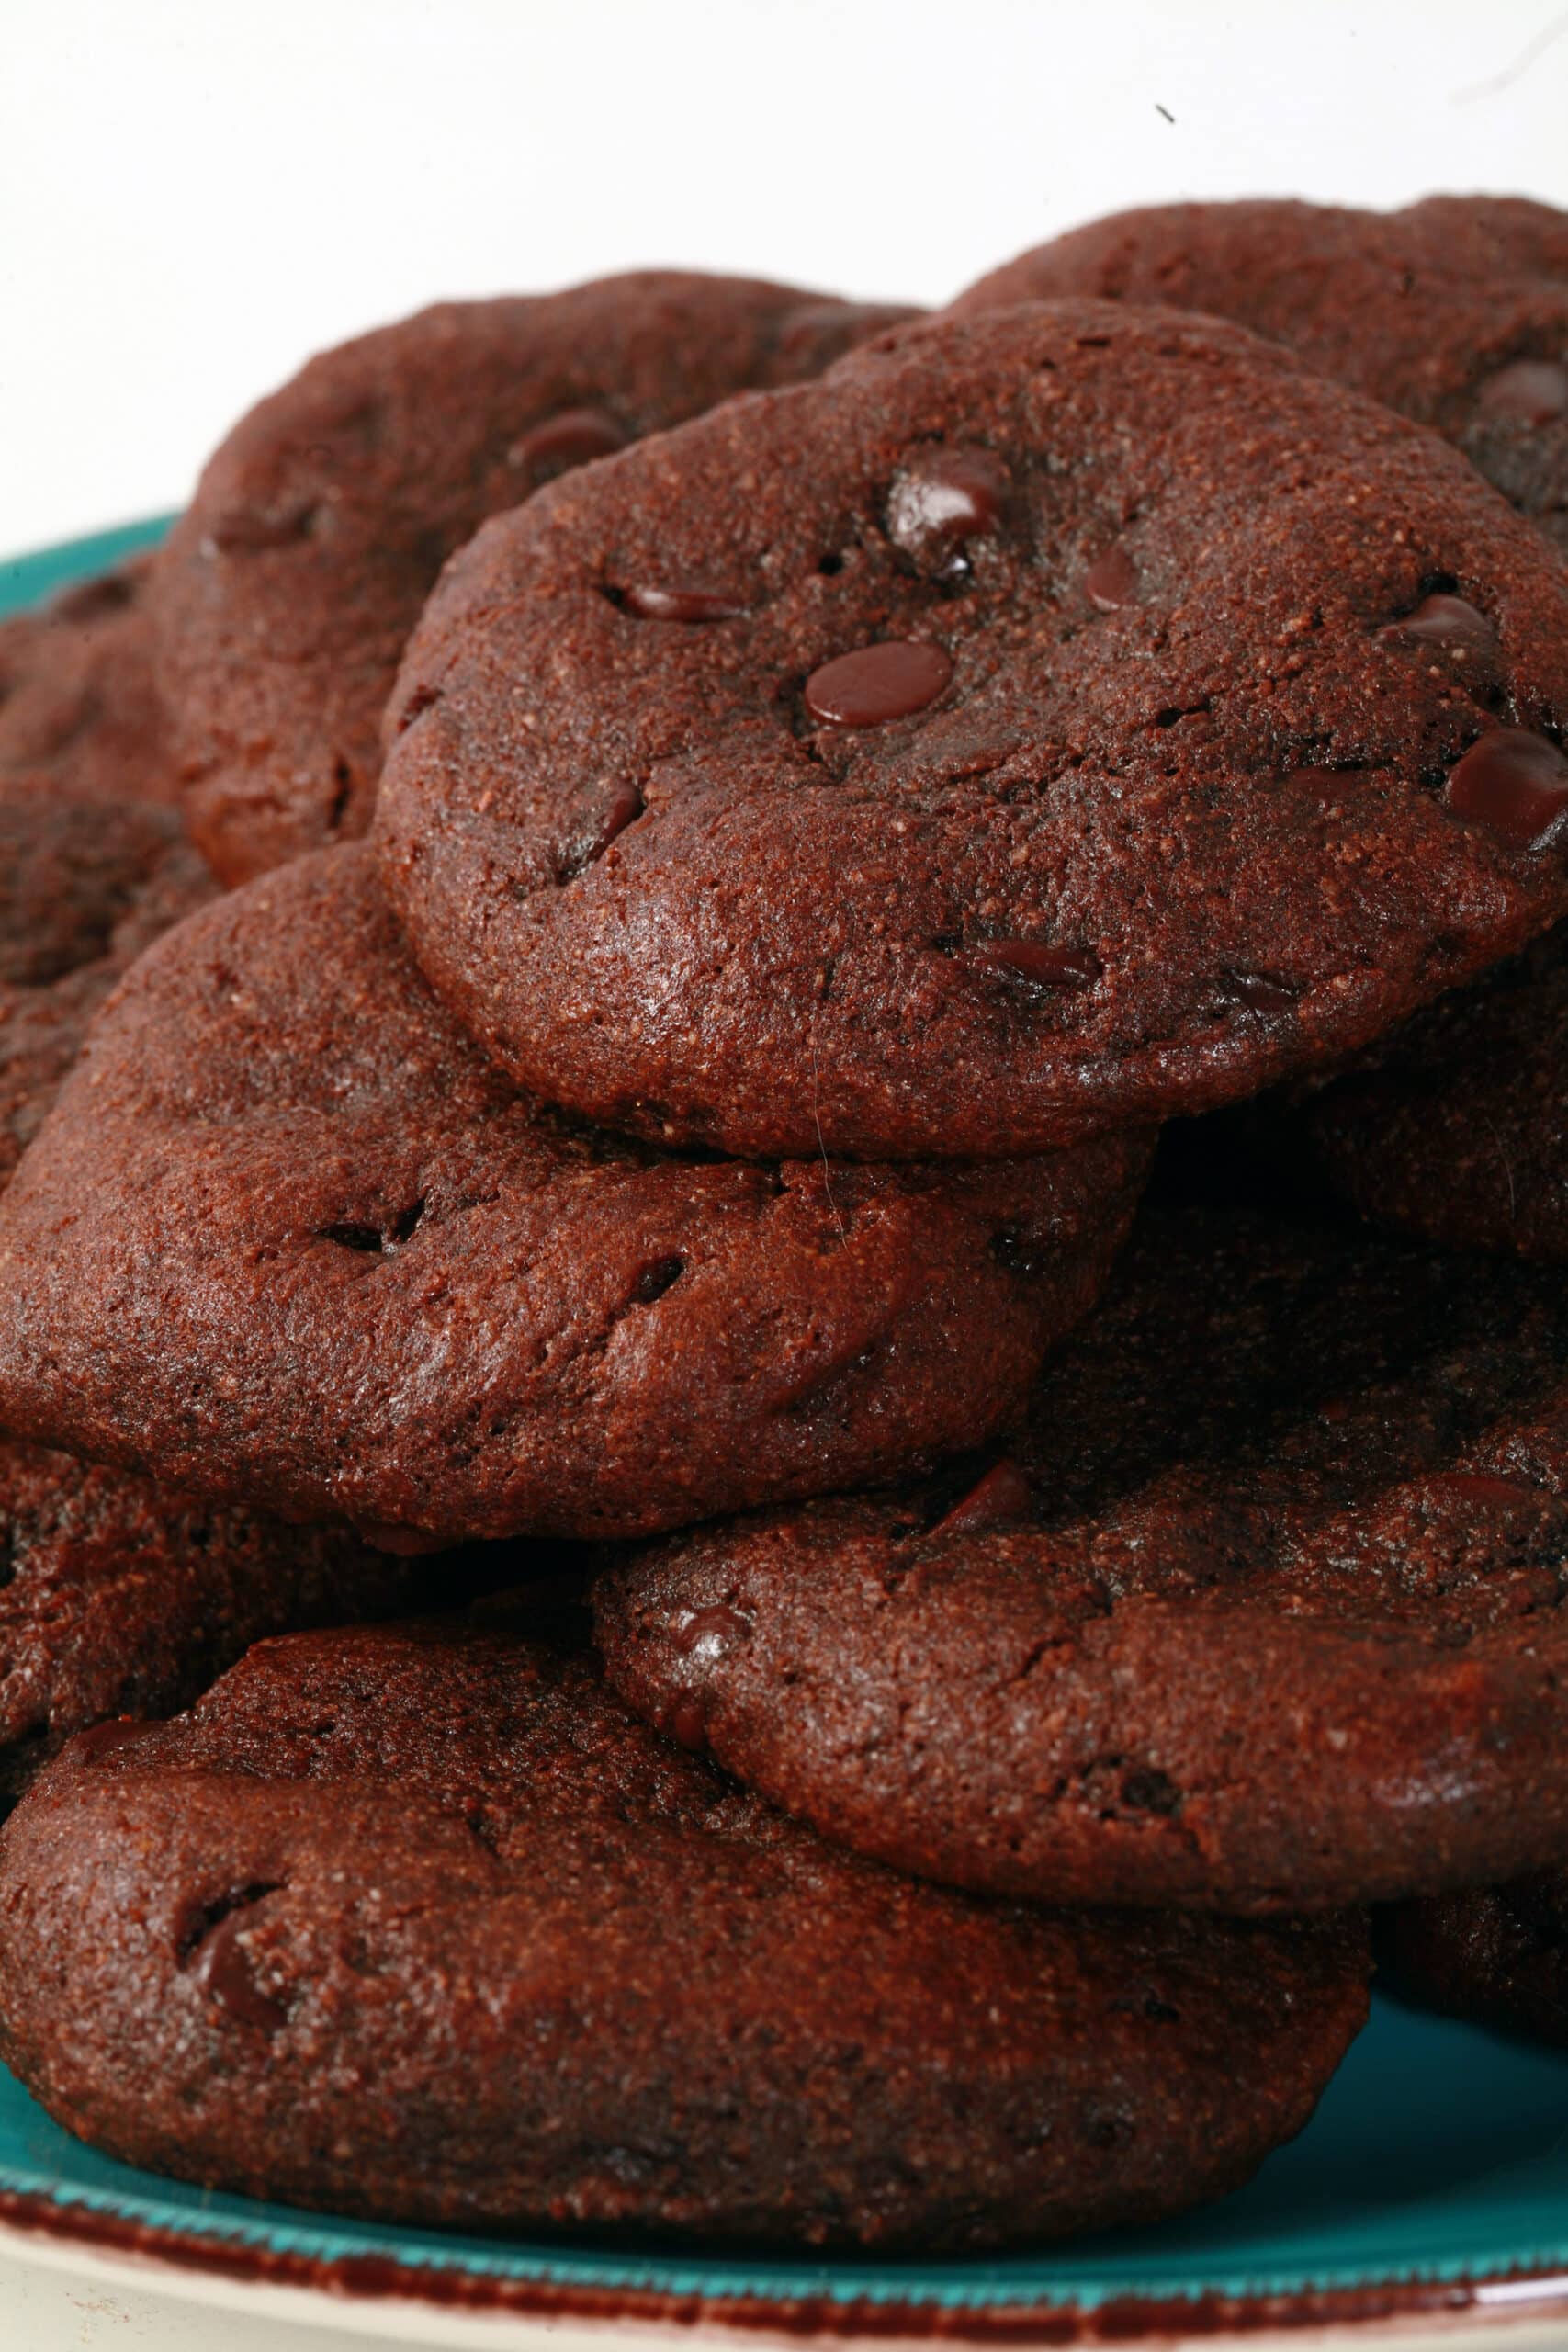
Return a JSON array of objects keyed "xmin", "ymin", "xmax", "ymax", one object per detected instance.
[
  {"xmin": 154, "ymin": 273, "xmax": 919, "ymax": 883},
  {"xmin": 952, "ymin": 198, "xmax": 1568, "ymax": 555},
  {"xmin": 376, "ymin": 300, "xmax": 1568, "ymax": 1162}
]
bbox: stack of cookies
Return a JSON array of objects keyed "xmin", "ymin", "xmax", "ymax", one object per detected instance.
[{"xmin": 1, "ymin": 198, "xmax": 1566, "ymax": 2250}]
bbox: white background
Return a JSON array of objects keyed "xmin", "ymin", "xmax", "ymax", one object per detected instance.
[{"xmin": 5, "ymin": 0, "xmax": 1568, "ymax": 552}]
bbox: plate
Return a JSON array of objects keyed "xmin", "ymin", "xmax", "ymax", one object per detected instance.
[{"xmin": 4, "ymin": 524, "xmax": 1568, "ymax": 2348}]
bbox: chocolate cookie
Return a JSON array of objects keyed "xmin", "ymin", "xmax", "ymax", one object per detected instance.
[
  {"xmin": 953, "ymin": 198, "xmax": 1568, "ymax": 554},
  {"xmin": 0, "ymin": 1434, "xmax": 415, "ymax": 1811},
  {"xmin": 0, "ymin": 559, "xmax": 174, "ymax": 804},
  {"xmin": 375, "ymin": 300, "xmax": 1568, "ymax": 1162},
  {"xmin": 154, "ymin": 274, "xmax": 919, "ymax": 884},
  {"xmin": 596, "ymin": 1203, "xmax": 1568, "ymax": 1914},
  {"xmin": 1280, "ymin": 924, "xmax": 1568, "ymax": 1260},
  {"xmin": 0, "ymin": 1620, "xmax": 1370, "ymax": 2247},
  {"xmin": 0, "ymin": 782, "xmax": 212, "ymax": 1187},
  {"xmin": 0, "ymin": 845, "xmax": 1145, "ymax": 1546},
  {"xmin": 1380, "ymin": 1871, "xmax": 1568, "ymax": 2047}
]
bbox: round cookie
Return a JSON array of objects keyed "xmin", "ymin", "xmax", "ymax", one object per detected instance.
[
  {"xmin": 0, "ymin": 1620, "xmax": 1371, "ymax": 2248},
  {"xmin": 1282, "ymin": 923, "xmax": 1568, "ymax": 1260},
  {"xmin": 0, "ymin": 1433, "xmax": 416, "ymax": 1812},
  {"xmin": 0, "ymin": 782, "xmax": 212, "ymax": 1188},
  {"xmin": 1379, "ymin": 1871, "xmax": 1568, "ymax": 2048},
  {"xmin": 0, "ymin": 845, "xmax": 1146, "ymax": 1546},
  {"xmin": 375, "ymin": 300, "xmax": 1568, "ymax": 1163},
  {"xmin": 596, "ymin": 1203, "xmax": 1568, "ymax": 1915},
  {"xmin": 0, "ymin": 559, "xmax": 175, "ymax": 805},
  {"xmin": 154, "ymin": 274, "xmax": 919, "ymax": 885},
  {"xmin": 952, "ymin": 198, "xmax": 1568, "ymax": 555}
]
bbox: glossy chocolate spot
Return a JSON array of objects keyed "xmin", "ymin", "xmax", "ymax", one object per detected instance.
[
  {"xmin": 557, "ymin": 783, "xmax": 645, "ymax": 883},
  {"xmin": 1286, "ymin": 766, "xmax": 1365, "ymax": 798},
  {"xmin": 53, "ymin": 571, "xmax": 138, "ymax": 623},
  {"xmin": 618, "ymin": 583, "xmax": 750, "ymax": 623},
  {"xmin": 1085, "ymin": 544, "xmax": 1139, "ymax": 612},
  {"xmin": 209, "ymin": 499, "xmax": 320, "ymax": 555},
  {"xmin": 70, "ymin": 1717, "xmax": 155, "ymax": 1767},
  {"xmin": 633, "ymin": 1255, "xmax": 685, "ymax": 1306},
  {"xmin": 1382, "ymin": 593, "xmax": 1498, "ymax": 659},
  {"xmin": 1477, "ymin": 359, "xmax": 1568, "ymax": 425},
  {"xmin": 676, "ymin": 1602, "xmax": 753, "ymax": 1659},
  {"xmin": 1219, "ymin": 971, "xmax": 1301, "ymax": 1016},
  {"xmin": 195, "ymin": 1918, "xmax": 288, "ymax": 2033},
  {"xmin": 803, "ymin": 640, "xmax": 953, "ymax": 728},
  {"xmin": 929, "ymin": 1459, "xmax": 1035, "ymax": 1539},
  {"xmin": 971, "ymin": 940, "xmax": 1103, "ymax": 992},
  {"xmin": 886, "ymin": 449, "xmax": 1010, "ymax": 557},
  {"xmin": 1445, "ymin": 729, "xmax": 1568, "ymax": 849},
  {"xmin": 666, "ymin": 1697, "xmax": 709, "ymax": 1754},
  {"xmin": 1429, "ymin": 1471, "xmax": 1550, "ymax": 1510},
  {"xmin": 508, "ymin": 405, "xmax": 628, "ymax": 479}
]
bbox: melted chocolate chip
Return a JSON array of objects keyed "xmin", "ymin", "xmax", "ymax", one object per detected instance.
[
  {"xmin": 1381, "ymin": 593, "xmax": 1498, "ymax": 659},
  {"xmin": 209, "ymin": 500, "xmax": 320, "ymax": 554},
  {"xmin": 69, "ymin": 1718, "xmax": 155, "ymax": 1767},
  {"xmin": 557, "ymin": 784, "xmax": 645, "ymax": 882},
  {"xmin": 1219, "ymin": 971, "xmax": 1301, "ymax": 1016},
  {"xmin": 1429, "ymin": 1471, "xmax": 1550, "ymax": 1510},
  {"xmin": 971, "ymin": 940, "xmax": 1103, "ymax": 991},
  {"xmin": 928, "ymin": 1458, "xmax": 1034, "ymax": 1538},
  {"xmin": 886, "ymin": 449, "xmax": 1010, "ymax": 557},
  {"xmin": 617, "ymin": 584, "xmax": 750, "ymax": 623},
  {"xmin": 1286, "ymin": 766, "xmax": 1365, "ymax": 797},
  {"xmin": 803, "ymin": 641, "xmax": 953, "ymax": 727},
  {"xmin": 1445, "ymin": 728, "xmax": 1568, "ymax": 849},
  {"xmin": 666, "ymin": 1697, "xmax": 709, "ymax": 1754},
  {"xmin": 1085, "ymin": 544, "xmax": 1139, "ymax": 613},
  {"xmin": 508, "ymin": 406, "xmax": 628, "ymax": 479},
  {"xmin": 675, "ymin": 1602, "xmax": 753, "ymax": 1658},
  {"xmin": 633, "ymin": 1256, "xmax": 685, "ymax": 1306},
  {"xmin": 1477, "ymin": 359, "xmax": 1568, "ymax": 425},
  {"xmin": 52, "ymin": 571, "xmax": 138, "ymax": 623},
  {"xmin": 194, "ymin": 1918, "xmax": 288, "ymax": 2033}
]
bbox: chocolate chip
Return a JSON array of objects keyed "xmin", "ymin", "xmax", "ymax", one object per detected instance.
[
  {"xmin": 1085, "ymin": 544, "xmax": 1139, "ymax": 612},
  {"xmin": 1430, "ymin": 1471, "xmax": 1548, "ymax": 1509},
  {"xmin": 1218, "ymin": 971, "xmax": 1301, "ymax": 1016},
  {"xmin": 556, "ymin": 783, "xmax": 645, "ymax": 882},
  {"xmin": 508, "ymin": 406, "xmax": 628, "ymax": 479},
  {"xmin": 675, "ymin": 1602, "xmax": 753, "ymax": 1658},
  {"xmin": 617, "ymin": 584, "xmax": 750, "ymax": 623},
  {"xmin": 1121, "ymin": 1767, "xmax": 1181, "ymax": 1816},
  {"xmin": 886, "ymin": 449, "xmax": 1010, "ymax": 558},
  {"xmin": 633, "ymin": 1255, "xmax": 685, "ymax": 1305},
  {"xmin": 803, "ymin": 641, "xmax": 953, "ymax": 727},
  {"xmin": 70, "ymin": 1718, "xmax": 155, "ymax": 1767},
  {"xmin": 209, "ymin": 499, "xmax": 321, "ymax": 554},
  {"xmin": 971, "ymin": 940, "xmax": 1103, "ymax": 991},
  {"xmin": 194, "ymin": 1918, "xmax": 288, "ymax": 2033},
  {"xmin": 928, "ymin": 1458, "xmax": 1034, "ymax": 1539},
  {"xmin": 666, "ymin": 1698, "xmax": 709, "ymax": 1754},
  {"xmin": 1381, "ymin": 593, "xmax": 1498, "ymax": 658},
  {"xmin": 1445, "ymin": 728, "xmax": 1568, "ymax": 849},
  {"xmin": 1477, "ymin": 359, "xmax": 1568, "ymax": 425}
]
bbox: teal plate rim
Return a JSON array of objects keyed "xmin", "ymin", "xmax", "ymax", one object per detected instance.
[{"xmin": 5, "ymin": 520, "xmax": 1568, "ymax": 2337}]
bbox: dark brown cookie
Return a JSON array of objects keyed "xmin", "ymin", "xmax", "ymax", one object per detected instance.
[
  {"xmin": 0, "ymin": 1433, "xmax": 416, "ymax": 1811},
  {"xmin": 154, "ymin": 274, "xmax": 919, "ymax": 885},
  {"xmin": 0, "ymin": 1621, "xmax": 1370, "ymax": 2247},
  {"xmin": 375, "ymin": 300, "xmax": 1568, "ymax": 1163},
  {"xmin": 1280, "ymin": 923, "xmax": 1568, "ymax": 1260},
  {"xmin": 1379, "ymin": 1871, "xmax": 1568, "ymax": 2047},
  {"xmin": 0, "ymin": 782, "xmax": 213, "ymax": 1187},
  {"xmin": 596, "ymin": 1203, "xmax": 1568, "ymax": 1915},
  {"xmin": 0, "ymin": 845, "xmax": 1145, "ymax": 1546},
  {"xmin": 952, "ymin": 198, "xmax": 1568, "ymax": 555},
  {"xmin": 0, "ymin": 560, "xmax": 175, "ymax": 804}
]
